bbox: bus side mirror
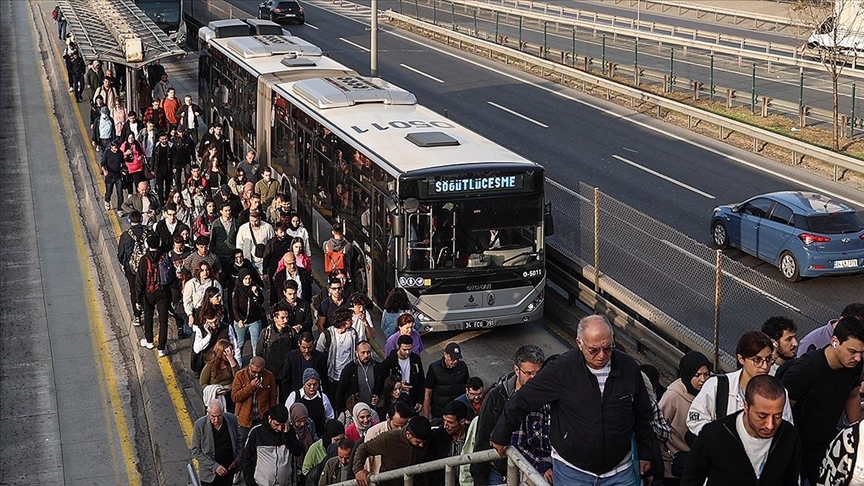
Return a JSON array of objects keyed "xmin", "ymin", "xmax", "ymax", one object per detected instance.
[
  {"xmin": 392, "ymin": 213, "xmax": 405, "ymax": 238},
  {"xmin": 544, "ymin": 203, "xmax": 555, "ymax": 237}
]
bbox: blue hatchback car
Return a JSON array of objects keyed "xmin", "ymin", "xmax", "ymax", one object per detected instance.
[{"xmin": 711, "ymin": 191, "xmax": 864, "ymax": 282}]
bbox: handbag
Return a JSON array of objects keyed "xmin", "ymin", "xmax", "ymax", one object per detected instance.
[{"xmin": 250, "ymin": 224, "xmax": 266, "ymax": 258}]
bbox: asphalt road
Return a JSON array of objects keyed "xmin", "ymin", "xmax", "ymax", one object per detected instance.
[{"xmin": 203, "ymin": 0, "xmax": 862, "ymax": 320}]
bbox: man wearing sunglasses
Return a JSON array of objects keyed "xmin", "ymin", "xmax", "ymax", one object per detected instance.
[{"xmin": 489, "ymin": 315, "xmax": 655, "ymax": 486}]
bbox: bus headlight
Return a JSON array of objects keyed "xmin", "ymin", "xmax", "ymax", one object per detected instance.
[
  {"xmin": 522, "ymin": 290, "xmax": 544, "ymax": 313},
  {"xmin": 416, "ymin": 311, "xmax": 433, "ymax": 322}
]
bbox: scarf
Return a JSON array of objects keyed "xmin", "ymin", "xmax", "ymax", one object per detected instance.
[
  {"xmin": 289, "ymin": 403, "xmax": 315, "ymax": 450},
  {"xmin": 352, "ymin": 402, "xmax": 374, "ymax": 437},
  {"xmin": 679, "ymin": 351, "xmax": 712, "ymax": 396}
]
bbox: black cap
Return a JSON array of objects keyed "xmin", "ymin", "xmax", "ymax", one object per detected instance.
[{"xmin": 445, "ymin": 342, "xmax": 463, "ymax": 360}]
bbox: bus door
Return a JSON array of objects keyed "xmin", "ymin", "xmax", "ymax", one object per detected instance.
[{"xmin": 294, "ymin": 123, "xmax": 316, "ymax": 225}]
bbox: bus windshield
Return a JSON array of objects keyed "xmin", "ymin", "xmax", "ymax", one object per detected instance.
[
  {"xmin": 135, "ymin": 0, "xmax": 181, "ymax": 26},
  {"xmin": 404, "ymin": 192, "xmax": 543, "ymax": 271}
]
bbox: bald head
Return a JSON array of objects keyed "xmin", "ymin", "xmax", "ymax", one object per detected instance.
[
  {"xmin": 577, "ymin": 316, "xmax": 615, "ymax": 370},
  {"xmin": 250, "ymin": 356, "xmax": 265, "ymax": 368}
]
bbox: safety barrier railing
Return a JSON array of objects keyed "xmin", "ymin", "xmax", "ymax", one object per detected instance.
[
  {"xmin": 386, "ymin": 10, "xmax": 864, "ymax": 179},
  {"xmin": 608, "ymin": 0, "xmax": 809, "ymax": 32}
]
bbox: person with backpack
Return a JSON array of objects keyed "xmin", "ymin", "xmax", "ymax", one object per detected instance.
[
  {"xmin": 117, "ymin": 209, "xmax": 149, "ymax": 326},
  {"xmin": 317, "ymin": 310, "xmax": 360, "ymax": 399},
  {"xmin": 687, "ymin": 331, "xmax": 793, "ymax": 437},
  {"xmin": 256, "ymin": 302, "xmax": 298, "ymax": 401},
  {"xmin": 322, "ymin": 224, "xmax": 353, "ymax": 279},
  {"xmin": 135, "ymin": 233, "xmax": 172, "ymax": 356}
]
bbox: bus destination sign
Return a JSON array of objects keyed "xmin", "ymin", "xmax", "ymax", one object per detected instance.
[{"xmin": 429, "ymin": 175, "xmax": 523, "ymax": 195}]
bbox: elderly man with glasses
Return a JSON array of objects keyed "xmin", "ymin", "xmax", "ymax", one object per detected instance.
[
  {"xmin": 192, "ymin": 399, "xmax": 243, "ymax": 486},
  {"xmin": 489, "ymin": 315, "xmax": 656, "ymax": 486}
]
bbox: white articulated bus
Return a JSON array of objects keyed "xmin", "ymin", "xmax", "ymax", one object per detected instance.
[{"xmin": 198, "ymin": 23, "xmax": 550, "ymax": 332}]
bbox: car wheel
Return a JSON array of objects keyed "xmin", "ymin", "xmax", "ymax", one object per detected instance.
[
  {"xmin": 712, "ymin": 221, "xmax": 729, "ymax": 249},
  {"xmin": 779, "ymin": 251, "xmax": 801, "ymax": 283},
  {"xmin": 298, "ymin": 18, "xmax": 305, "ymax": 24}
]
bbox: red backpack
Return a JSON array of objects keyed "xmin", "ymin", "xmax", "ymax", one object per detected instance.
[{"xmin": 324, "ymin": 248, "xmax": 345, "ymax": 273}]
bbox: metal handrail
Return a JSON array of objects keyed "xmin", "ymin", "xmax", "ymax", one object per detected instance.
[
  {"xmin": 331, "ymin": 447, "xmax": 550, "ymax": 486},
  {"xmin": 442, "ymin": 0, "xmax": 864, "ymax": 76},
  {"xmin": 608, "ymin": 0, "xmax": 808, "ymax": 29},
  {"xmin": 386, "ymin": 10, "xmax": 864, "ymax": 175},
  {"xmin": 186, "ymin": 463, "xmax": 200, "ymax": 486}
]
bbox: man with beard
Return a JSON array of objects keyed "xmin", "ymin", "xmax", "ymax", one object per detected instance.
[
  {"xmin": 242, "ymin": 404, "xmax": 304, "ymax": 486},
  {"xmin": 761, "ymin": 316, "xmax": 798, "ymax": 373},
  {"xmin": 336, "ymin": 340, "xmax": 385, "ymax": 415}
]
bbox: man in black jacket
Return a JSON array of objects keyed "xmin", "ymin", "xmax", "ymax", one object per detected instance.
[
  {"xmin": 117, "ymin": 210, "xmax": 149, "ymax": 326},
  {"xmin": 101, "ymin": 140, "xmax": 125, "ymax": 213},
  {"xmin": 243, "ymin": 404, "xmax": 304, "ymax": 486},
  {"xmin": 171, "ymin": 125, "xmax": 195, "ymax": 192},
  {"xmin": 336, "ymin": 340, "xmax": 385, "ymax": 415},
  {"xmin": 135, "ymin": 233, "xmax": 171, "ymax": 356},
  {"xmin": 489, "ymin": 315, "xmax": 654, "ymax": 485},
  {"xmin": 152, "ymin": 132, "xmax": 174, "ymax": 204},
  {"xmin": 381, "ymin": 335, "xmax": 425, "ymax": 409},
  {"xmin": 256, "ymin": 302, "xmax": 298, "ymax": 401},
  {"xmin": 681, "ymin": 375, "xmax": 801, "ymax": 486},
  {"xmin": 471, "ymin": 344, "xmax": 545, "ymax": 485},
  {"xmin": 282, "ymin": 332, "xmax": 328, "ymax": 394},
  {"xmin": 423, "ymin": 342, "xmax": 470, "ymax": 419}
]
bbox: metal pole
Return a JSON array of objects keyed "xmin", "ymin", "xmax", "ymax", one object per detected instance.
[
  {"xmin": 709, "ymin": 54, "xmax": 714, "ymax": 102},
  {"xmin": 571, "ymin": 27, "xmax": 576, "ymax": 66},
  {"xmin": 851, "ymin": 83, "xmax": 857, "ymax": 137},
  {"xmin": 414, "ymin": 0, "xmax": 419, "ymax": 19},
  {"xmin": 594, "ymin": 187, "xmax": 600, "ymax": 293},
  {"xmin": 751, "ymin": 62, "xmax": 756, "ymax": 113},
  {"xmin": 129, "ymin": 66, "xmax": 138, "ymax": 114},
  {"xmin": 518, "ymin": 17, "xmax": 523, "ymax": 47},
  {"xmin": 543, "ymin": 21, "xmax": 548, "ymax": 57},
  {"xmin": 495, "ymin": 12, "xmax": 499, "ymax": 42},
  {"xmin": 473, "ymin": 9, "xmax": 477, "ymax": 36},
  {"xmin": 602, "ymin": 34, "xmax": 606, "ymax": 75},
  {"xmin": 798, "ymin": 69, "xmax": 804, "ymax": 115},
  {"xmin": 432, "ymin": 1, "xmax": 436, "ymax": 25},
  {"xmin": 451, "ymin": 4, "xmax": 456, "ymax": 30},
  {"xmin": 371, "ymin": 0, "xmax": 378, "ymax": 77},
  {"xmin": 634, "ymin": 41, "xmax": 638, "ymax": 70},
  {"xmin": 714, "ymin": 250, "xmax": 722, "ymax": 372},
  {"xmin": 669, "ymin": 47, "xmax": 674, "ymax": 92}
]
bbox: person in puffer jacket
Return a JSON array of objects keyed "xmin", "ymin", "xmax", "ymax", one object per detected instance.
[
  {"xmin": 91, "ymin": 106, "xmax": 115, "ymax": 152},
  {"xmin": 244, "ymin": 404, "xmax": 305, "ymax": 486}
]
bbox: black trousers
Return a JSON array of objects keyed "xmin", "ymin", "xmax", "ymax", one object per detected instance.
[
  {"xmin": 125, "ymin": 268, "xmax": 141, "ymax": 317},
  {"xmin": 141, "ymin": 289, "xmax": 169, "ymax": 349}
]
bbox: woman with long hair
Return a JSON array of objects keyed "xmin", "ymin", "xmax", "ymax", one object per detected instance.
[
  {"xmin": 168, "ymin": 189, "xmax": 193, "ymax": 227},
  {"xmin": 286, "ymin": 214, "xmax": 311, "ymax": 258},
  {"xmin": 200, "ymin": 338, "xmax": 239, "ymax": 413},
  {"xmin": 380, "ymin": 287, "xmax": 414, "ymax": 337},
  {"xmin": 231, "ymin": 268, "xmax": 264, "ymax": 367},
  {"xmin": 182, "ymin": 261, "xmax": 223, "ymax": 331},
  {"xmin": 192, "ymin": 198, "xmax": 217, "ymax": 238},
  {"xmin": 375, "ymin": 376, "xmax": 410, "ymax": 421},
  {"xmin": 291, "ymin": 237, "xmax": 311, "ymax": 270},
  {"xmin": 111, "ymin": 97, "xmax": 128, "ymax": 136},
  {"xmin": 119, "ymin": 132, "xmax": 146, "ymax": 195},
  {"xmin": 204, "ymin": 147, "xmax": 226, "ymax": 189}
]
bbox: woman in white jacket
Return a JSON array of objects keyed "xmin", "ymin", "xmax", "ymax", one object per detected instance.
[
  {"xmin": 687, "ymin": 331, "xmax": 793, "ymax": 436},
  {"xmin": 183, "ymin": 261, "xmax": 223, "ymax": 330}
]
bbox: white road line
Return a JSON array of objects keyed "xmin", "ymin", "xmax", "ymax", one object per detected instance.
[
  {"xmin": 381, "ymin": 29, "xmax": 864, "ymax": 209},
  {"xmin": 399, "ymin": 63, "xmax": 445, "ymax": 83},
  {"xmin": 621, "ymin": 146, "xmax": 639, "ymax": 153},
  {"xmin": 660, "ymin": 240, "xmax": 801, "ymax": 313},
  {"xmin": 303, "ymin": 23, "xmax": 319, "ymax": 30},
  {"xmin": 339, "ymin": 37, "xmax": 370, "ymax": 52},
  {"xmin": 487, "ymin": 101, "xmax": 548, "ymax": 128},
  {"xmin": 612, "ymin": 154, "xmax": 716, "ymax": 199}
]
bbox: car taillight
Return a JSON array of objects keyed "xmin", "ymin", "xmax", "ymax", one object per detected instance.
[
  {"xmin": 272, "ymin": 7, "xmax": 282, "ymax": 12},
  {"xmin": 300, "ymin": 7, "xmax": 305, "ymax": 12},
  {"xmin": 860, "ymin": 233, "xmax": 864, "ymax": 240},
  {"xmin": 798, "ymin": 233, "xmax": 831, "ymax": 244}
]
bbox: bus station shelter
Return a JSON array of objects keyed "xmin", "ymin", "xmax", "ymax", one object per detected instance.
[{"xmin": 57, "ymin": 0, "xmax": 186, "ymax": 111}]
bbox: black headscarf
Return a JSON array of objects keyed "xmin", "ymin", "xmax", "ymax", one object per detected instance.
[
  {"xmin": 236, "ymin": 268, "xmax": 253, "ymax": 297},
  {"xmin": 322, "ymin": 419, "xmax": 345, "ymax": 446},
  {"xmin": 679, "ymin": 351, "xmax": 712, "ymax": 396}
]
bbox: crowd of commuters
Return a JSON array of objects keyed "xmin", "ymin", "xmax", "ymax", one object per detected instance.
[{"xmin": 51, "ymin": 10, "xmax": 864, "ymax": 486}]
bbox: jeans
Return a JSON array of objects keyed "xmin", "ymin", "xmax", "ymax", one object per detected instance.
[
  {"xmin": 105, "ymin": 175, "xmax": 123, "ymax": 208},
  {"xmin": 233, "ymin": 319, "xmax": 261, "ymax": 366},
  {"xmin": 552, "ymin": 458, "xmax": 638, "ymax": 486},
  {"xmin": 142, "ymin": 289, "xmax": 170, "ymax": 350}
]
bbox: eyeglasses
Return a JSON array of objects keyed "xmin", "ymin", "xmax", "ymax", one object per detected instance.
[
  {"xmin": 747, "ymin": 355, "xmax": 776, "ymax": 367},
  {"xmin": 516, "ymin": 366, "xmax": 538, "ymax": 378},
  {"xmin": 579, "ymin": 340, "xmax": 615, "ymax": 356},
  {"xmin": 330, "ymin": 286, "xmax": 343, "ymax": 291}
]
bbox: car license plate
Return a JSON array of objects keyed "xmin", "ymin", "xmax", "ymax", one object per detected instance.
[
  {"xmin": 464, "ymin": 320, "xmax": 496, "ymax": 329},
  {"xmin": 833, "ymin": 259, "xmax": 859, "ymax": 269}
]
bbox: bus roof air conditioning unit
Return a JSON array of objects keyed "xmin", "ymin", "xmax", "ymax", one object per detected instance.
[
  {"xmin": 292, "ymin": 76, "xmax": 417, "ymax": 109},
  {"xmin": 226, "ymin": 36, "xmax": 322, "ymax": 59},
  {"xmin": 406, "ymin": 132, "xmax": 460, "ymax": 148}
]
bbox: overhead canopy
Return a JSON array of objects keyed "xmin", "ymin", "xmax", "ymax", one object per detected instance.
[{"xmin": 57, "ymin": 0, "xmax": 185, "ymax": 67}]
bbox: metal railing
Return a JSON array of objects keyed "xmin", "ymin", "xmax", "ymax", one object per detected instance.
[
  {"xmin": 386, "ymin": 10, "xmax": 864, "ymax": 178},
  {"xmin": 332, "ymin": 448, "xmax": 550, "ymax": 486},
  {"xmin": 440, "ymin": 0, "xmax": 864, "ymax": 73},
  {"xmin": 607, "ymin": 0, "xmax": 810, "ymax": 32}
]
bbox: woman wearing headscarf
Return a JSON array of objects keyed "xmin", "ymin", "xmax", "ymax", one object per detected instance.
[
  {"xmin": 658, "ymin": 351, "xmax": 712, "ymax": 486},
  {"xmin": 231, "ymin": 268, "xmax": 264, "ymax": 367},
  {"xmin": 301, "ymin": 419, "xmax": 346, "ymax": 477},
  {"xmin": 289, "ymin": 402, "xmax": 317, "ymax": 483},
  {"xmin": 344, "ymin": 402, "xmax": 377, "ymax": 442}
]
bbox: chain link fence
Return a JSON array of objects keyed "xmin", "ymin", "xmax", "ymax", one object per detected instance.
[{"xmin": 545, "ymin": 180, "xmax": 838, "ymax": 368}]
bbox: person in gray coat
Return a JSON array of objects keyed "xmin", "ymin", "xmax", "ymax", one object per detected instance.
[{"xmin": 192, "ymin": 399, "xmax": 243, "ymax": 486}]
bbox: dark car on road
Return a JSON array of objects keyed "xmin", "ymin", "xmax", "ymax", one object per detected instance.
[
  {"xmin": 711, "ymin": 191, "xmax": 864, "ymax": 282},
  {"xmin": 259, "ymin": 0, "xmax": 306, "ymax": 25}
]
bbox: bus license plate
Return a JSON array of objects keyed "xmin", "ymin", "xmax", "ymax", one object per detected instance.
[
  {"xmin": 464, "ymin": 320, "xmax": 496, "ymax": 329},
  {"xmin": 834, "ymin": 259, "xmax": 859, "ymax": 269}
]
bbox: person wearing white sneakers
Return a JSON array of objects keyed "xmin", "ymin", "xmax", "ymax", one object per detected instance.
[{"xmin": 136, "ymin": 233, "xmax": 172, "ymax": 356}]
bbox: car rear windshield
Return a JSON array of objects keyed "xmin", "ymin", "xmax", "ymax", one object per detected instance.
[
  {"xmin": 805, "ymin": 212, "xmax": 864, "ymax": 234},
  {"xmin": 279, "ymin": 2, "xmax": 300, "ymax": 8}
]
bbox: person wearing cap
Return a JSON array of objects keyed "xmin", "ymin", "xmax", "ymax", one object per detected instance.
[
  {"xmin": 422, "ymin": 342, "xmax": 470, "ymax": 419},
  {"xmin": 192, "ymin": 399, "xmax": 243, "ymax": 486},
  {"xmin": 243, "ymin": 403, "xmax": 305, "ymax": 486},
  {"xmin": 235, "ymin": 206, "xmax": 274, "ymax": 276},
  {"xmin": 284, "ymin": 367, "xmax": 335, "ymax": 435},
  {"xmin": 352, "ymin": 416, "xmax": 431, "ymax": 486},
  {"xmin": 91, "ymin": 104, "xmax": 116, "ymax": 153}
]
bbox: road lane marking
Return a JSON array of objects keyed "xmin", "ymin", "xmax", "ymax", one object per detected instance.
[
  {"xmin": 339, "ymin": 37, "xmax": 370, "ymax": 52},
  {"xmin": 612, "ymin": 154, "xmax": 715, "ymax": 199},
  {"xmin": 379, "ymin": 29, "xmax": 864, "ymax": 209},
  {"xmin": 487, "ymin": 101, "xmax": 549, "ymax": 128},
  {"xmin": 304, "ymin": 22, "xmax": 320, "ymax": 30},
  {"xmin": 45, "ymin": 9, "xmax": 196, "ymax": 451},
  {"xmin": 399, "ymin": 63, "xmax": 444, "ymax": 83},
  {"xmin": 36, "ymin": 12, "xmax": 140, "ymax": 486},
  {"xmin": 660, "ymin": 240, "xmax": 801, "ymax": 313}
]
